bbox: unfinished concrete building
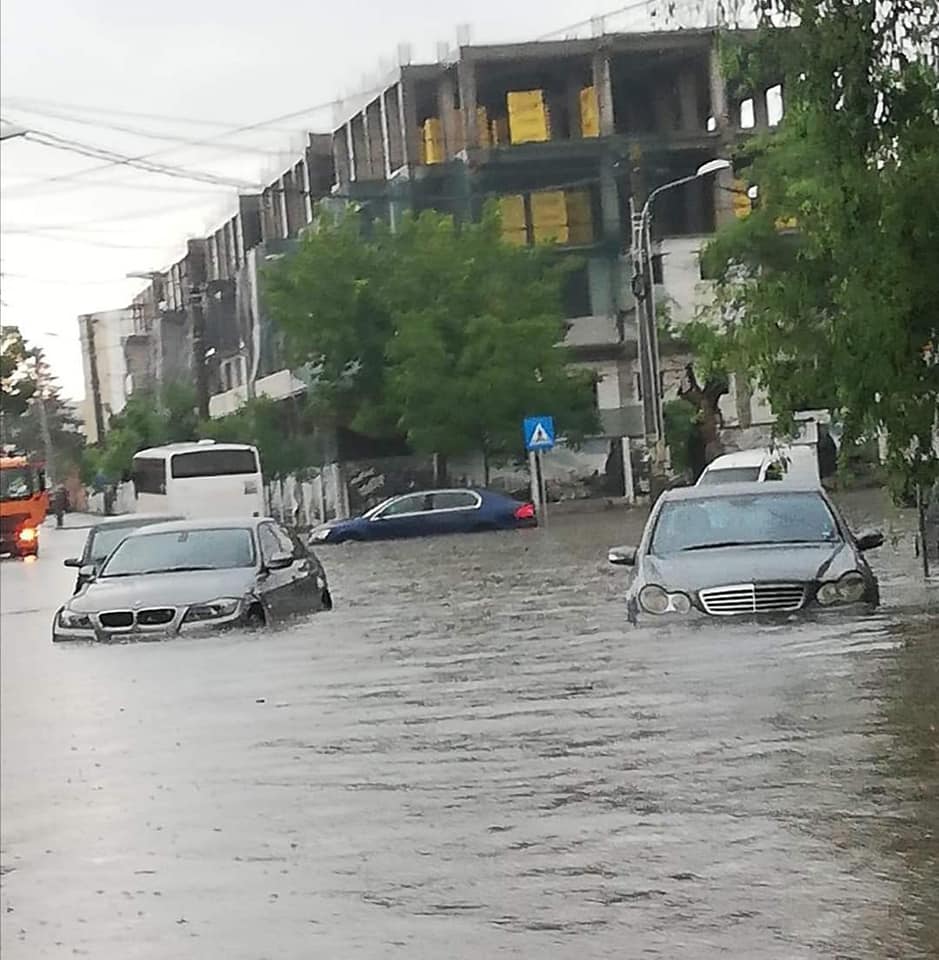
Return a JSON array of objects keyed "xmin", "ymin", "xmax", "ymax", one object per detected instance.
[{"xmin": 329, "ymin": 28, "xmax": 782, "ymax": 442}]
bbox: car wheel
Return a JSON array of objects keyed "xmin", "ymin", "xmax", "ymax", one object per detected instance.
[{"xmin": 245, "ymin": 604, "xmax": 266, "ymax": 629}]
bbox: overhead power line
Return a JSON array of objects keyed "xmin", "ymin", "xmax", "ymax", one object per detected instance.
[
  {"xmin": 0, "ymin": 96, "xmax": 307, "ymax": 134},
  {"xmin": 4, "ymin": 125, "xmax": 262, "ymax": 190},
  {"xmin": 1, "ymin": 86, "xmax": 383, "ymax": 196},
  {"xmin": 2, "ymin": 104, "xmax": 302, "ymax": 155}
]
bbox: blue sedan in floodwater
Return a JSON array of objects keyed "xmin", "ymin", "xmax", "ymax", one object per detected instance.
[{"xmin": 310, "ymin": 488, "xmax": 537, "ymax": 544}]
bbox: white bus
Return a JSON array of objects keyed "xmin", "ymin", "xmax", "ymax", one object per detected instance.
[{"xmin": 131, "ymin": 441, "xmax": 265, "ymax": 518}]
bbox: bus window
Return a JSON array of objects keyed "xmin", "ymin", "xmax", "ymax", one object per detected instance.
[
  {"xmin": 171, "ymin": 449, "xmax": 258, "ymax": 478},
  {"xmin": 133, "ymin": 458, "xmax": 167, "ymax": 495}
]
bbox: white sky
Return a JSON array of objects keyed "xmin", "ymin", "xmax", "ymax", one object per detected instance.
[{"xmin": 0, "ymin": 0, "xmax": 689, "ymax": 400}]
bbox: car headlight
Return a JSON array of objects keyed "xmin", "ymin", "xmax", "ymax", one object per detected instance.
[
  {"xmin": 817, "ymin": 573, "xmax": 866, "ymax": 606},
  {"xmin": 311, "ymin": 528, "xmax": 332, "ymax": 542},
  {"xmin": 639, "ymin": 585, "xmax": 692, "ymax": 615},
  {"xmin": 184, "ymin": 598, "xmax": 241, "ymax": 623},
  {"xmin": 58, "ymin": 608, "xmax": 92, "ymax": 630}
]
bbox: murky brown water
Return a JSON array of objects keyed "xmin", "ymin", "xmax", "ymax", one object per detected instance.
[{"xmin": 2, "ymin": 492, "xmax": 937, "ymax": 958}]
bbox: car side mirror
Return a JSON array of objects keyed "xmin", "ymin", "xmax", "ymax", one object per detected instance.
[
  {"xmin": 64, "ymin": 557, "xmax": 82, "ymax": 568},
  {"xmin": 78, "ymin": 564, "xmax": 97, "ymax": 581},
  {"xmin": 608, "ymin": 545, "xmax": 638, "ymax": 566},
  {"xmin": 267, "ymin": 553, "xmax": 294, "ymax": 571},
  {"xmin": 856, "ymin": 529, "xmax": 884, "ymax": 551}
]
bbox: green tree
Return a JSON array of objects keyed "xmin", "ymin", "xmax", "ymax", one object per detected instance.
[
  {"xmin": 96, "ymin": 383, "xmax": 198, "ymax": 479},
  {"xmin": 200, "ymin": 396, "xmax": 315, "ymax": 480},
  {"xmin": 688, "ymin": 0, "xmax": 939, "ymax": 484},
  {"xmin": 0, "ymin": 326, "xmax": 36, "ymax": 436},
  {"xmin": 265, "ymin": 204, "xmax": 597, "ymax": 477}
]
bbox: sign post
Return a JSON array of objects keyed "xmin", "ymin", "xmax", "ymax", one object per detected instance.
[{"xmin": 523, "ymin": 415, "xmax": 555, "ymax": 526}]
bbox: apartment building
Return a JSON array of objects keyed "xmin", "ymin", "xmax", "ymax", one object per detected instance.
[{"xmin": 79, "ymin": 26, "xmax": 784, "ymax": 456}]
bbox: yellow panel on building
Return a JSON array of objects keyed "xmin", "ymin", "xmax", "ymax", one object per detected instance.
[
  {"xmin": 580, "ymin": 86, "xmax": 600, "ymax": 138},
  {"xmin": 422, "ymin": 118, "xmax": 444, "ymax": 165},
  {"xmin": 507, "ymin": 90, "xmax": 551, "ymax": 144},
  {"xmin": 565, "ymin": 189, "xmax": 594, "ymax": 245},
  {"xmin": 531, "ymin": 190, "xmax": 569, "ymax": 244},
  {"xmin": 498, "ymin": 194, "xmax": 528, "ymax": 245},
  {"xmin": 732, "ymin": 178, "xmax": 751, "ymax": 219}
]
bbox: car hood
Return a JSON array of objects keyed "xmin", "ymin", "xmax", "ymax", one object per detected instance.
[
  {"xmin": 641, "ymin": 542, "xmax": 856, "ymax": 591},
  {"xmin": 70, "ymin": 568, "xmax": 257, "ymax": 613}
]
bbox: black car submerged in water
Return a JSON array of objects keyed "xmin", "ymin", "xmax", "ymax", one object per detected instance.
[{"xmin": 609, "ymin": 483, "xmax": 883, "ymax": 623}]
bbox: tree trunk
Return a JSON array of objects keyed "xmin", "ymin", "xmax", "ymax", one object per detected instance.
[
  {"xmin": 678, "ymin": 363, "xmax": 729, "ymax": 469},
  {"xmin": 482, "ymin": 448, "xmax": 491, "ymax": 488}
]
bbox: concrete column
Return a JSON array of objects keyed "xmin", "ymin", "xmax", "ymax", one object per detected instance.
[
  {"xmin": 457, "ymin": 60, "xmax": 479, "ymax": 150},
  {"xmin": 598, "ymin": 158, "xmax": 621, "ymax": 243},
  {"xmin": 753, "ymin": 88, "xmax": 769, "ymax": 129},
  {"xmin": 351, "ymin": 116, "xmax": 367, "ymax": 182},
  {"xmin": 399, "ymin": 77, "xmax": 421, "ymax": 169},
  {"xmin": 386, "ymin": 85, "xmax": 405, "ymax": 170},
  {"xmin": 365, "ymin": 101, "xmax": 385, "ymax": 178},
  {"xmin": 708, "ymin": 41, "xmax": 730, "ymax": 130},
  {"xmin": 591, "ymin": 50, "xmax": 615, "ymax": 135},
  {"xmin": 378, "ymin": 91, "xmax": 393, "ymax": 178},
  {"xmin": 437, "ymin": 73, "xmax": 461, "ymax": 157},
  {"xmin": 565, "ymin": 73, "xmax": 583, "ymax": 138},
  {"xmin": 678, "ymin": 71, "xmax": 699, "ymax": 131},
  {"xmin": 333, "ymin": 128, "xmax": 351, "ymax": 187}
]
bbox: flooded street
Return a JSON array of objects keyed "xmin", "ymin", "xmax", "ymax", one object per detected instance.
[{"xmin": 2, "ymin": 492, "xmax": 937, "ymax": 959}]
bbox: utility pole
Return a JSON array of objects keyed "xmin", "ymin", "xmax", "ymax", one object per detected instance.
[
  {"xmin": 82, "ymin": 314, "xmax": 106, "ymax": 444},
  {"xmin": 190, "ymin": 284, "xmax": 210, "ymax": 420},
  {"xmin": 32, "ymin": 354, "xmax": 55, "ymax": 485}
]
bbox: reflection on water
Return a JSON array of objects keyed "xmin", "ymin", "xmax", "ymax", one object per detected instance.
[{"xmin": 1, "ymin": 494, "xmax": 937, "ymax": 958}]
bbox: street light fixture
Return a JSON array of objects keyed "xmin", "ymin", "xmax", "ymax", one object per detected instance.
[
  {"xmin": 0, "ymin": 124, "xmax": 28, "ymax": 142},
  {"xmin": 630, "ymin": 157, "xmax": 732, "ymax": 494}
]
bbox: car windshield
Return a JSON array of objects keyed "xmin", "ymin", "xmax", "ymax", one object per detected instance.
[
  {"xmin": 698, "ymin": 466, "xmax": 761, "ymax": 485},
  {"xmin": 101, "ymin": 528, "xmax": 256, "ymax": 576},
  {"xmin": 651, "ymin": 492, "xmax": 840, "ymax": 554},
  {"xmin": 1, "ymin": 467, "xmax": 34, "ymax": 500},
  {"xmin": 88, "ymin": 527, "xmax": 141, "ymax": 562}
]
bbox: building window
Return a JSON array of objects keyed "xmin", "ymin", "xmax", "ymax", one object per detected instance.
[{"xmin": 561, "ymin": 263, "xmax": 591, "ymax": 318}]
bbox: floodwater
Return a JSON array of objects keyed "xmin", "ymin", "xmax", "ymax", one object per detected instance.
[{"xmin": 1, "ymin": 492, "xmax": 937, "ymax": 958}]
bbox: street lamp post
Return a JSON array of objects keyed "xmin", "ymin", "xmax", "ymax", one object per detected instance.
[
  {"xmin": 630, "ymin": 158, "xmax": 732, "ymax": 493},
  {"xmin": 0, "ymin": 124, "xmax": 28, "ymax": 142}
]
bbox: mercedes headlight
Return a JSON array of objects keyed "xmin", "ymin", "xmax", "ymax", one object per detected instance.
[
  {"xmin": 817, "ymin": 573, "xmax": 866, "ymax": 606},
  {"xmin": 184, "ymin": 598, "xmax": 241, "ymax": 623},
  {"xmin": 639, "ymin": 585, "xmax": 692, "ymax": 615},
  {"xmin": 58, "ymin": 609, "xmax": 92, "ymax": 630}
]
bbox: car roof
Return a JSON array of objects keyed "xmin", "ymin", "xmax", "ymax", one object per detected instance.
[
  {"xmin": 128, "ymin": 517, "xmax": 266, "ymax": 536},
  {"xmin": 703, "ymin": 450, "xmax": 772, "ymax": 470},
  {"xmin": 662, "ymin": 481, "xmax": 825, "ymax": 502},
  {"xmin": 90, "ymin": 513, "xmax": 184, "ymax": 530}
]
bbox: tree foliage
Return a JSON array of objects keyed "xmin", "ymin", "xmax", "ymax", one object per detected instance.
[
  {"xmin": 696, "ymin": 0, "xmax": 939, "ymax": 483},
  {"xmin": 0, "ymin": 326, "xmax": 36, "ymax": 427},
  {"xmin": 264, "ymin": 204, "xmax": 598, "ymax": 464},
  {"xmin": 93, "ymin": 383, "xmax": 198, "ymax": 479},
  {"xmin": 200, "ymin": 396, "xmax": 314, "ymax": 480}
]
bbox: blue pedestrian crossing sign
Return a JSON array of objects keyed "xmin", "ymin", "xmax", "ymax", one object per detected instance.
[{"xmin": 523, "ymin": 415, "xmax": 556, "ymax": 452}]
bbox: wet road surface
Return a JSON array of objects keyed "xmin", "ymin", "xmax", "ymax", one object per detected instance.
[{"xmin": 1, "ymin": 493, "xmax": 937, "ymax": 958}]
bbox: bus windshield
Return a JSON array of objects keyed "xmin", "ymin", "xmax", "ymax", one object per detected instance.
[{"xmin": 1, "ymin": 467, "xmax": 35, "ymax": 501}]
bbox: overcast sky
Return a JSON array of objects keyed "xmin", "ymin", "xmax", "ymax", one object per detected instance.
[{"xmin": 0, "ymin": 0, "xmax": 691, "ymax": 399}]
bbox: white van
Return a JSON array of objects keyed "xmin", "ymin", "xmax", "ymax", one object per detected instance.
[
  {"xmin": 696, "ymin": 444, "xmax": 821, "ymax": 487},
  {"xmin": 131, "ymin": 441, "xmax": 265, "ymax": 518}
]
